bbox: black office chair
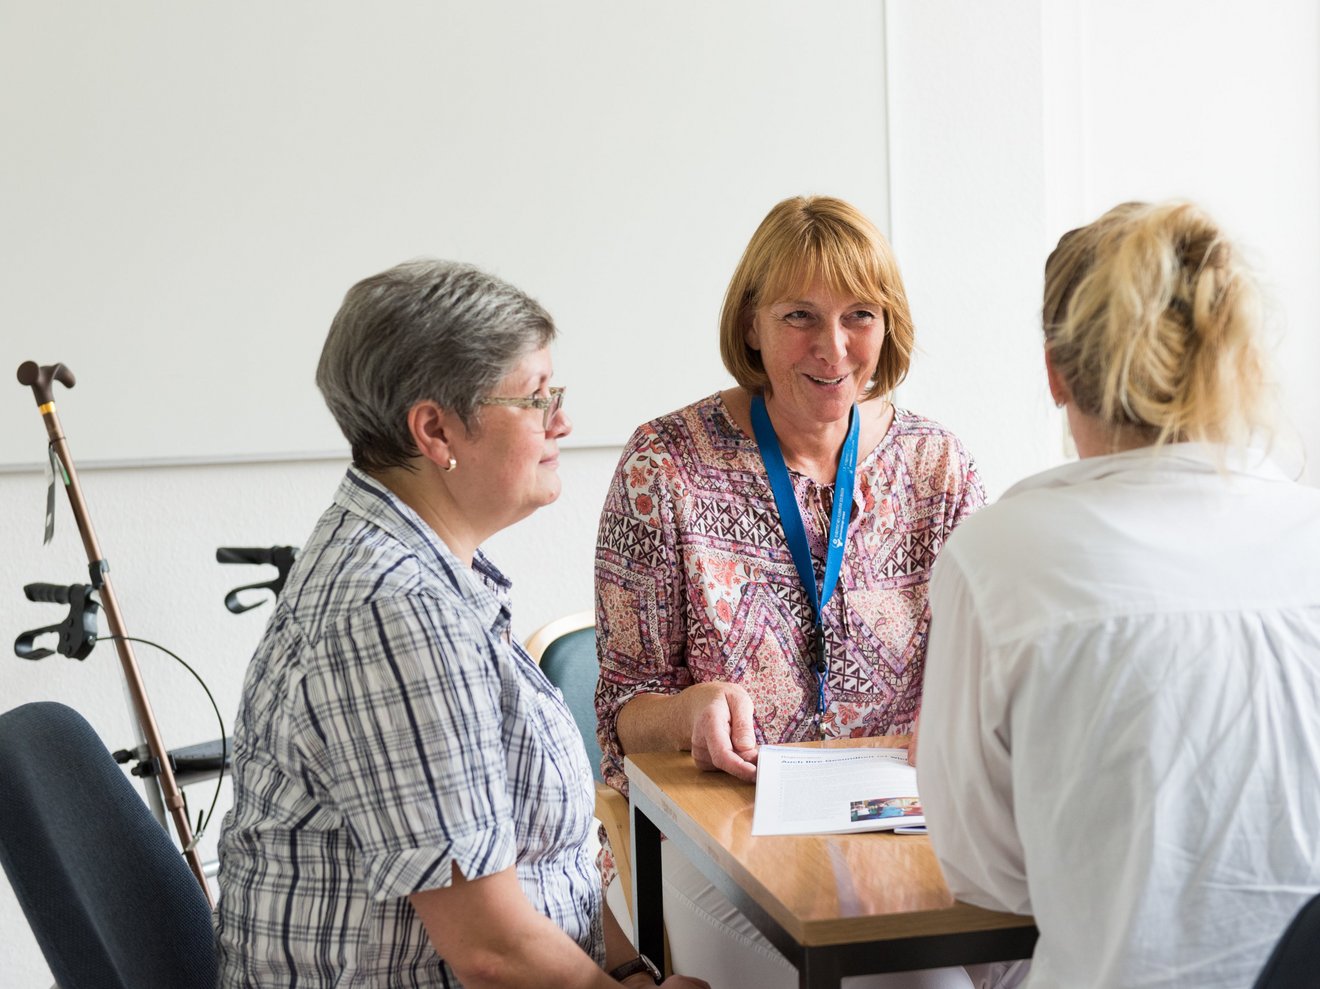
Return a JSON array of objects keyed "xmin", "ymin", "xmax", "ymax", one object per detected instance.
[
  {"xmin": 0, "ymin": 701, "xmax": 217, "ymax": 989},
  {"xmin": 1253, "ymin": 891, "xmax": 1320, "ymax": 988}
]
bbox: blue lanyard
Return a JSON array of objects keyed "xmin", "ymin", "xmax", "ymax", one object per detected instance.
[{"xmin": 749, "ymin": 394, "xmax": 859, "ymax": 715}]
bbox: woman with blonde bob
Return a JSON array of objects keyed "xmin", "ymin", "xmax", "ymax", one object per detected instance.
[
  {"xmin": 919, "ymin": 201, "xmax": 1320, "ymax": 988},
  {"xmin": 595, "ymin": 196, "xmax": 986, "ymax": 987}
]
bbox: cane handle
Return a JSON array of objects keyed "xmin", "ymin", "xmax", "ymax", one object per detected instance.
[{"xmin": 16, "ymin": 362, "xmax": 77, "ymax": 407}]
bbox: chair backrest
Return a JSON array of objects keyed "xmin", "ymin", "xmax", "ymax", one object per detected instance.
[
  {"xmin": 526, "ymin": 611, "xmax": 603, "ymax": 784},
  {"xmin": 0, "ymin": 701, "xmax": 218, "ymax": 989},
  {"xmin": 1254, "ymin": 891, "xmax": 1320, "ymax": 988}
]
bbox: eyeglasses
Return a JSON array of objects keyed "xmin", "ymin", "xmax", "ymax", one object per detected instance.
[{"xmin": 479, "ymin": 386, "xmax": 566, "ymax": 430}]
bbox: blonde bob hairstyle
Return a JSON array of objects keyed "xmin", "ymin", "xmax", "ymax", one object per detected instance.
[
  {"xmin": 1043, "ymin": 200, "xmax": 1272, "ymax": 450},
  {"xmin": 719, "ymin": 196, "xmax": 914, "ymax": 401}
]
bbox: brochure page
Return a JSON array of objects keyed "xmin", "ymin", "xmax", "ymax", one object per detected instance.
[{"xmin": 751, "ymin": 744, "xmax": 925, "ymax": 836}]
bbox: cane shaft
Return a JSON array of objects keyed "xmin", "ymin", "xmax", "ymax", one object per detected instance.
[{"xmin": 36, "ymin": 401, "xmax": 213, "ymax": 904}]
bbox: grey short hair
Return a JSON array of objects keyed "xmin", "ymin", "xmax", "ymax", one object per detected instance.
[{"xmin": 316, "ymin": 259, "xmax": 556, "ymax": 471}]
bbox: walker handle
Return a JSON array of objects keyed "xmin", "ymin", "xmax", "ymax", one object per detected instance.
[{"xmin": 23, "ymin": 583, "xmax": 72, "ymax": 605}]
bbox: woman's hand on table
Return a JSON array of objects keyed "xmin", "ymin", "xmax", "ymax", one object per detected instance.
[{"xmin": 685, "ymin": 682, "xmax": 759, "ymax": 782}]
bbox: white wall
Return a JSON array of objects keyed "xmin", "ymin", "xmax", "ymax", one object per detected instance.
[
  {"xmin": 4, "ymin": 2, "xmax": 1319, "ymax": 985},
  {"xmin": 0, "ymin": 0, "xmax": 889, "ymax": 466}
]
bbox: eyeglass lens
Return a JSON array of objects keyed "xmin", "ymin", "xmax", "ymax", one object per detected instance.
[{"xmin": 544, "ymin": 389, "xmax": 564, "ymax": 429}]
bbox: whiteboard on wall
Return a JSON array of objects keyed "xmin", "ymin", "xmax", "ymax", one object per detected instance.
[{"xmin": 0, "ymin": 0, "xmax": 890, "ymax": 469}]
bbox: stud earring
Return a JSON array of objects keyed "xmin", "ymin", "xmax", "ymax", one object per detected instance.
[{"xmin": 444, "ymin": 457, "xmax": 457, "ymax": 471}]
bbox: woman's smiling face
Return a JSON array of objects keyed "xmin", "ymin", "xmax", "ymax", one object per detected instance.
[{"xmin": 745, "ymin": 278, "xmax": 886, "ymax": 432}]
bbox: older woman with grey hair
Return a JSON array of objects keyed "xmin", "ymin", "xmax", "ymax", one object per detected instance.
[{"xmin": 214, "ymin": 260, "xmax": 706, "ymax": 989}]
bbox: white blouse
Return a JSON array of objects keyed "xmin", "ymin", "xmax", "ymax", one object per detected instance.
[{"xmin": 918, "ymin": 444, "xmax": 1320, "ymax": 989}]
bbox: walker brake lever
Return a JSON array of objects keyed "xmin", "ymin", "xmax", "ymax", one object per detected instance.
[
  {"xmin": 14, "ymin": 582, "xmax": 101, "ymax": 660},
  {"xmin": 216, "ymin": 546, "xmax": 298, "ymax": 613}
]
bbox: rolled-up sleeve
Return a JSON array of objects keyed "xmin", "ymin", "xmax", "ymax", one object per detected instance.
[{"xmin": 295, "ymin": 593, "xmax": 516, "ymax": 901}]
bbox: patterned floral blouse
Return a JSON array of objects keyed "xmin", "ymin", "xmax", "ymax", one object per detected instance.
[{"xmin": 594, "ymin": 392, "xmax": 985, "ymax": 796}]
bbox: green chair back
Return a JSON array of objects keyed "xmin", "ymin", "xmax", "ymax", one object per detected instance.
[{"xmin": 538, "ymin": 626, "xmax": 605, "ymax": 784}]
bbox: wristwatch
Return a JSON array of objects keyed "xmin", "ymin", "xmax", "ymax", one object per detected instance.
[{"xmin": 608, "ymin": 953, "xmax": 662, "ymax": 984}]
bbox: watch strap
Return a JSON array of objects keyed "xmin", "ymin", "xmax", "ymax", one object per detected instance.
[{"xmin": 608, "ymin": 953, "xmax": 662, "ymax": 984}]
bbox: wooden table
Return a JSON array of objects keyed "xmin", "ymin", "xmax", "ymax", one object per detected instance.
[{"xmin": 625, "ymin": 739, "xmax": 1036, "ymax": 989}]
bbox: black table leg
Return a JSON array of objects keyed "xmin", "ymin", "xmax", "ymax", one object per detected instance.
[
  {"xmin": 631, "ymin": 800, "xmax": 665, "ymax": 967},
  {"xmin": 800, "ymin": 945, "xmax": 841, "ymax": 989}
]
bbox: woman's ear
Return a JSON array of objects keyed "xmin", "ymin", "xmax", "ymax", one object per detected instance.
[
  {"xmin": 744, "ymin": 309, "xmax": 761, "ymax": 351},
  {"xmin": 1044, "ymin": 347, "xmax": 1071, "ymax": 408},
  {"xmin": 407, "ymin": 400, "xmax": 460, "ymax": 469}
]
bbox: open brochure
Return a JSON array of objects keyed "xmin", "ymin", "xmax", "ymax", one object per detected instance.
[{"xmin": 751, "ymin": 744, "xmax": 926, "ymax": 836}]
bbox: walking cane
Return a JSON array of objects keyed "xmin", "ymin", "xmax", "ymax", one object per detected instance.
[{"xmin": 15, "ymin": 361, "xmax": 213, "ymax": 904}]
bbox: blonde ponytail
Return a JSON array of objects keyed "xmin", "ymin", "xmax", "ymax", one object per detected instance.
[{"xmin": 1043, "ymin": 201, "xmax": 1271, "ymax": 451}]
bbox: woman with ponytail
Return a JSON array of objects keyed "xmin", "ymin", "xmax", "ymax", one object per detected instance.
[{"xmin": 916, "ymin": 201, "xmax": 1320, "ymax": 988}]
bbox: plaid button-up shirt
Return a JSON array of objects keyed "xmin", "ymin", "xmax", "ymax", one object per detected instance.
[{"xmin": 216, "ymin": 467, "xmax": 602, "ymax": 987}]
